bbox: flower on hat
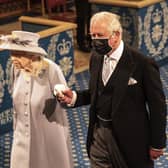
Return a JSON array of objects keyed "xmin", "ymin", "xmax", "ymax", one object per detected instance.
[
  {"xmin": 0, "ymin": 31, "xmax": 47, "ymax": 55},
  {"xmin": 0, "ymin": 34, "xmax": 32, "ymax": 47}
]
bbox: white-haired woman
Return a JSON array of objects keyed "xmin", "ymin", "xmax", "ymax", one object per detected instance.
[{"xmin": 0, "ymin": 31, "xmax": 73, "ymax": 168}]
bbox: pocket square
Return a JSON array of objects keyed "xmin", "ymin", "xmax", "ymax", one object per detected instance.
[{"xmin": 128, "ymin": 77, "xmax": 137, "ymax": 85}]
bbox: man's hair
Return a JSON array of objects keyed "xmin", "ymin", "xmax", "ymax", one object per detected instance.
[{"xmin": 90, "ymin": 11, "xmax": 122, "ymax": 35}]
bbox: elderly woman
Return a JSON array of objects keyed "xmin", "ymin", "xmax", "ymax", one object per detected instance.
[{"xmin": 0, "ymin": 31, "xmax": 73, "ymax": 168}]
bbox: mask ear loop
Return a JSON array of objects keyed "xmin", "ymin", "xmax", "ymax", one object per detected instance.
[
  {"xmin": 107, "ymin": 33, "xmax": 116, "ymax": 54},
  {"xmin": 108, "ymin": 35, "xmax": 114, "ymax": 48},
  {"xmin": 109, "ymin": 31, "xmax": 121, "ymax": 53}
]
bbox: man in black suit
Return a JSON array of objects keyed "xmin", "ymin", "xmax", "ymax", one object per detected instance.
[
  {"xmin": 55, "ymin": 12, "xmax": 167, "ymax": 168},
  {"xmin": 74, "ymin": 0, "xmax": 91, "ymax": 52}
]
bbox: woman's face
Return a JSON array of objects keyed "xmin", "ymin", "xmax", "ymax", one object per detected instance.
[{"xmin": 11, "ymin": 51, "xmax": 32, "ymax": 69}]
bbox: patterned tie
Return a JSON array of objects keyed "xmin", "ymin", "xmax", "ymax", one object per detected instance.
[{"xmin": 102, "ymin": 56, "xmax": 116, "ymax": 85}]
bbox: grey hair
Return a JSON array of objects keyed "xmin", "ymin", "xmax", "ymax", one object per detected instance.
[{"xmin": 90, "ymin": 11, "xmax": 122, "ymax": 35}]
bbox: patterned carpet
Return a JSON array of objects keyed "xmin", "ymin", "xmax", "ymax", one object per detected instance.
[
  {"xmin": 0, "ymin": 65, "xmax": 168, "ymax": 168},
  {"xmin": 67, "ymin": 66, "xmax": 168, "ymax": 168}
]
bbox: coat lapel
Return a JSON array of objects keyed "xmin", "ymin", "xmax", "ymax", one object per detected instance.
[
  {"xmin": 90, "ymin": 53, "xmax": 104, "ymax": 108},
  {"xmin": 110, "ymin": 46, "xmax": 135, "ymax": 119}
]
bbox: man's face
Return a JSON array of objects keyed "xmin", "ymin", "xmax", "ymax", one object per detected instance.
[
  {"xmin": 90, "ymin": 20, "xmax": 121, "ymax": 54},
  {"xmin": 90, "ymin": 20, "xmax": 120, "ymax": 48},
  {"xmin": 90, "ymin": 21, "xmax": 111, "ymax": 40}
]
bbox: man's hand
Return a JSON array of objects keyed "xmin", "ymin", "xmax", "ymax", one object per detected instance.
[
  {"xmin": 149, "ymin": 148, "xmax": 164, "ymax": 160},
  {"xmin": 57, "ymin": 89, "xmax": 73, "ymax": 105},
  {"xmin": 54, "ymin": 84, "xmax": 74, "ymax": 106}
]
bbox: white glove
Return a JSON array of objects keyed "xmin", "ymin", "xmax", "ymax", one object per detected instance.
[{"xmin": 54, "ymin": 84, "xmax": 67, "ymax": 97}]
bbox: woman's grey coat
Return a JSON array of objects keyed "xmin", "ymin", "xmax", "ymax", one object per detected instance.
[{"xmin": 10, "ymin": 58, "xmax": 73, "ymax": 168}]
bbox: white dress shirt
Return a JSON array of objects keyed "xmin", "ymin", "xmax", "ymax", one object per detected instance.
[{"xmin": 102, "ymin": 40, "xmax": 124, "ymax": 85}]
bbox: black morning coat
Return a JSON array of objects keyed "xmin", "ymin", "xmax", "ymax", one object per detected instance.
[{"xmin": 74, "ymin": 45, "xmax": 167, "ymax": 168}]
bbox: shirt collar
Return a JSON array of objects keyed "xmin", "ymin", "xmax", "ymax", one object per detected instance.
[{"xmin": 106, "ymin": 40, "xmax": 124, "ymax": 62}]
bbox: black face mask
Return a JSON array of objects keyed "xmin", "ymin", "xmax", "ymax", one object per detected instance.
[{"xmin": 92, "ymin": 39, "xmax": 112, "ymax": 55}]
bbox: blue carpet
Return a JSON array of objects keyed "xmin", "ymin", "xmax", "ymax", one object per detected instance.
[
  {"xmin": 67, "ymin": 71, "xmax": 90, "ymax": 168},
  {"xmin": 0, "ymin": 66, "xmax": 168, "ymax": 167},
  {"xmin": 67, "ymin": 66, "xmax": 168, "ymax": 168}
]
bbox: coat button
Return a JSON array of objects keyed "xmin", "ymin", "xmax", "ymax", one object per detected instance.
[{"xmin": 24, "ymin": 111, "xmax": 28, "ymax": 116}]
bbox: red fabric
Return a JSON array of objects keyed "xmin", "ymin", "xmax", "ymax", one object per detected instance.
[
  {"xmin": 0, "ymin": 0, "xmax": 10, "ymax": 3},
  {"xmin": 46, "ymin": 0, "xmax": 66, "ymax": 8}
]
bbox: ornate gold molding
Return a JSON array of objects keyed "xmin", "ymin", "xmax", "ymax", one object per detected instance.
[
  {"xmin": 89, "ymin": 0, "xmax": 165, "ymax": 8},
  {"xmin": 19, "ymin": 16, "xmax": 77, "ymax": 38}
]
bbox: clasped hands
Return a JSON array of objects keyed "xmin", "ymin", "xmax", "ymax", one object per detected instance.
[
  {"xmin": 54, "ymin": 85, "xmax": 165, "ymax": 160},
  {"xmin": 54, "ymin": 84, "xmax": 73, "ymax": 105}
]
